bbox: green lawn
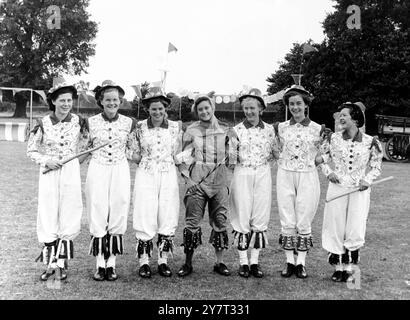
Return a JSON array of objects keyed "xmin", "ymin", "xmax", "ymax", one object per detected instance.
[{"xmin": 0, "ymin": 141, "xmax": 409, "ymax": 300}]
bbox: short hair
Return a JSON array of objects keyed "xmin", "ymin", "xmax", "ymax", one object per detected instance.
[
  {"xmin": 97, "ymin": 87, "xmax": 124, "ymax": 108},
  {"xmin": 337, "ymin": 103, "xmax": 365, "ymax": 128},
  {"xmin": 143, "ymin": 97, "xmax": 170, "ymax": 110},
  {"xmin": 47, "ymin": 87, "xmax": 78, "ymax": 111},
  {"xmin": 283, "ymin": 91, "xmax": 312, "ymax": 107}
]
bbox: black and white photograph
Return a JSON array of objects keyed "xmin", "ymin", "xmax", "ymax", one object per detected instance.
[{"xmin": 0, "ymin": 0, "xmax": 409, "ymax": 305}]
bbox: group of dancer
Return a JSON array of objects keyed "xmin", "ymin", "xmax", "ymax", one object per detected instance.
[{"xmin": 27, "ymin": 80, "xmax": 383, "ymax": 284}]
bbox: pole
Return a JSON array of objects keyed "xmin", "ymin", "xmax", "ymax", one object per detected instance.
[
  {"xmin": 179, "ymin": 97, "xmax": 182, "ymax": 120},
  {"xmin": 30, "ymin": 89, "xmax": 33, "ymax": 130}
]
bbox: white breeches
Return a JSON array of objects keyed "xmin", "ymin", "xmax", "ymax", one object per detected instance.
[
  {"xmin": 322, "ymin": 182, "xmax": 370, "ymax": 254},
  {"xmin": 132, "ymin": 165, "xmax": 180, "ymax": 241},
  {"xmin": 230, "ymin": 165, "xmax": 272, "ymax": 234},
  {"xmin": 86, "ymin": 159, "xmax": 130, "ymax": 237},
  {"xmin": 276, "ymin": 168, "xmax": 320, "ymax": 235},
  {"xmin": 37, "ymin": 160, "xmax": 83, "ymax": 243}
]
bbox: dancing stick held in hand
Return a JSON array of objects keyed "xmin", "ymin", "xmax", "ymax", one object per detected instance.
[
  {"xmin": 325, "ymin": 176, "xmax": 394, "ymax": 203},
  {"xmin": 43, "ymin": 142, "xmax": 111, "ymax": 174}
]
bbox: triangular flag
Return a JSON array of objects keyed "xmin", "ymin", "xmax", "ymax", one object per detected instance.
[
  {"xmin": 291, "ymin": 74, "xmax": 303, "ymax": 86},
  {"xmin": 168, "ymin": 42, "xmax": 178, "ymax": 53},
  {"xmin": 34, "ymin": 90, "xmax": 47, "ymax": 103},
  {"xmin": 302, "ymin": 43, "xmax": 318, "ymax": 54}
]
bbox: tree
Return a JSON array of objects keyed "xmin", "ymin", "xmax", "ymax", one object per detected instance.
[
  {"xmin": 267, "ymin": 0, "xmax": 410, "ymax": 132},
  {"xmin": 0, "ymin": 0, "xmax": 98, "ymax": 117}
]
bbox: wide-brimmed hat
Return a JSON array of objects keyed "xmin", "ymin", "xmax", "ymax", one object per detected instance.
[
  {"xmin": 282, "ymin": 85, "xmax": 314, "ymax": 106},
  {"xmin": 93, "ymin": 80, "xmax": 125, "ymax": 107},
  {"xmin": 46, "ymin": 82, "xmax": 78, "ymax": 110},
  {"xmin": 239, "ymin": 88, "xmax": 266, "ymax": 110},
  {"xmin": 142, "ymin": 87, "xmax": 171, "ymax": 106}
]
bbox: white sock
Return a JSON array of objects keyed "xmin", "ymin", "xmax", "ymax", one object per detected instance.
[
  {"xmin": 335, "ymin": 264, "xmax": 343, "ymax": 272},
  {"xmin": 296, "ymin": 251, "xmax": 307, "ymax": 266},
  {"xmin": 285, "ymin": 250, "xmax": 295, "ymax": 265},
  {"xmin": 96, "ymin": 254, "xmax": 105, "ymax": 269},
  {"xmin": 139, "ymin": 253, "xmax": 149, "ymax": 266},
  {"xmin": 57, "ymin": 259, "xmax": 65, "ymax": 269},
  {"xmin": 158, "ymin": 251, "xmax": 168, "ymax": 265},
  {"xmin": 238, "ymin": 250, "xmax": 248, "ymax": 266},
  {"xmin": 343, "ymin": 263, "xmax": 353, "ymax": 273},
  {"xmin": 215, "ymin": 249, "xmax": 224, "ymax": 264},
  {"xmin": 249, "ymin": 249, "xmax": 260, "ymax": 265},
  {"xmin": 106, "ymin": 255, "xmax": 116, "ymax": 268}
]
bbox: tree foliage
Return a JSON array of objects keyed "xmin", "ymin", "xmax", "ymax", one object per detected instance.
[
  {"xmin": 267, "ymin": 0, "xmax": 410, "ymax": 132},
  {"xmin": 0, "ymin": 0, "xmax": 98, "ymax": 117}
]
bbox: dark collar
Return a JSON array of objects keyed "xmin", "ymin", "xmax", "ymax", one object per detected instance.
[
  {"xmin": 342, "ymin": 129, "xmax": 363, "ymax": 142},
  {"xmin": 243, "ymin": 119, "xmax": 264, "ymax": 129},
  {"xmin": 147, "ymin": 117, "xmax": 169, "ymax": 129},
  {"xmin": 101, "ymin": 112, "xmax": 119, "ymax": 123},
  {"xmin": 289, "ymin": 117, "xmax": 311, "ymax": 126},
  {"xmin": 50, "ymin": 112, "xmax": 72, "ymax": 125}
]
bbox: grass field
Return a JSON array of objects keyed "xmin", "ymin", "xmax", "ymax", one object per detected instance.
[{"xmin": 0, "ymin": 141, "xmax": 409, "ymax": 300}]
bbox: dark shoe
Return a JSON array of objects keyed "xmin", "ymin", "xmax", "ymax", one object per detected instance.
[
  {"xmin": 139, "ymin": 264, "xmax": 151, "ymax": 278},
  {"xmin": 295, "ymin": 264, "xmax": 308, "ymax": 279},
  {"xmin": 57, "ymin": 267, "xmax": 67, "ymax": 281},
  {"xmin": 281, "ymin": 263, "xmax": 295, "ymax": 278},
  {"xmin": 250, "ymin": 264, "xmax": 264, "ymax": 278},
  {"xmin": 238, "ymin": 265, "xmax": 250, "ymax": 278},
  {"xmin": 213, "ymin": 263, "xmax": 230, "ymax": 276},
  {"xmin": 342, "ymin": 270, "xmax": 353, "ymax": 282},
  {"xmin": 158, "ymin": 264, "xmax": 172, "ymax": 277},
  {"xmin": 177, "ymin": 264, "xmax": 193, "ymax": 277},
  {"xmin": 106, "ymin": 267, "xmax": 118, "ymax": 281},
  {"xmin": 331, "ymin": 270, "xmax": 344, "ymax": 282},
  {"xmin": 40, "ymin": 269, "xmax": 55, "ymax": 281},
  {"xmin": 93, "ymin": 267, "xmax": 106, "ymax": 281}
]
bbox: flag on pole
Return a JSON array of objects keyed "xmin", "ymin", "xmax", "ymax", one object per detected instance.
[
  {"xmin": 168, "ymin": 42, "xmax": 178, "ymax": 53},
  {"xmin": 302, "ymin": 43, "xmax": 318, "ymax": 54}
]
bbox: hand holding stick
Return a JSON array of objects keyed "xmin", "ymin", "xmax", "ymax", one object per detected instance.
[
  {"xmin": 43, "ymin": 142, "xmax": 111, "ymax": 174},
  {"xmin": 325, "ymin": 176, "xmax": 394, "ymax": 203}
]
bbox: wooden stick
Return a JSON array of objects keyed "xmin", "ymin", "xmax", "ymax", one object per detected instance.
[
  {"xmin": 43, "ymin": 142, "xmax": 111, "ymax": 174},
  {"xmin": 325, "ymin": 176, "xmax": 394, "ymax": 203}
]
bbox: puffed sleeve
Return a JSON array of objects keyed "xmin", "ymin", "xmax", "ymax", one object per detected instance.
[
  {"xmin": 175, "ymin": 125, "xmax": 194, "ymax": 168},
  {"xmin": 26, "ymin": 119, "xmax": 49, "ymax": 166},
  {"xmin": 363, "ymin": 136, "xmax": 383, "ymax": 185}
]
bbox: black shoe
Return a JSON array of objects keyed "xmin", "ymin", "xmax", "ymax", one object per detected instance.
[
  {"xmin": 158, "ymin": 264, "xmax": 172, "ymax": 277},
  {"xmin": 281, "ymin": 263, "xmax": 295, "ymax": 278},
  {"xmin": 213, "ymin": 263, "xmax": 230, "ymax": 276},
  {"xmin": 177, "ymin": 264, "xmax": 193, "ymax": 277},
  {"xmin": 40, "ymin": 269, "xmax": 55, "ymax": 281},
  {"xmin": 106, "ymin": 267, "xmax": 118, "ymax": 281},
  {"xmin": 342, "ymin": 270, "xmax": 353, "ymax": 282},
  {"xmin": 93, "ymin": 267, "xmax": 105, "ymax": 281},
  {"xmin": 238, "ymin": 265, "xmax": 250, "ymax": 278},
  {"xmin": 250, "ymin": 264, "xmax": 264, "ymax": 278},
  {"xmin": 331, "ymin": 271, "xmax": 344, "ymax": 282},
  {"xmin": 57, "ymin": 267, "xmax": 67, "ymax": 281},
  {"xmin": 139, "ymin": 264, "xmax": 151, "ymax": 278},
  {"xmin": 295, "ymin": 264, "xmax": 308, "ymax": 279}
]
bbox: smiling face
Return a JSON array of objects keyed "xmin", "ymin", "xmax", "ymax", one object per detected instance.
[
  {"xmin": 53, "ymin": 93, "xmax": 73, "ymax": 117},
  {"xmin": 148, "ymin": 101, "xmax": 166, "ymax": 122},
  {"xmin": 288, "ymin": 94, "xmax": 307, "ymax": 119},
  {"xmin": 242, "ymin": 98, "xmax": 262, "ymax": 124},
  {"xmin": 196, "ymin": 100, "xmax": 214, "ymax": 122},
  {"xmin": 339, "ymin": 107, "xmax": 357, "ymax": 130},
  {"xmin": 101, "ymin": 89, "xmax": 121, "ymax": 119}
]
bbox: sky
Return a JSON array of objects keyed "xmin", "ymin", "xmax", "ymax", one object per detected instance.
[{"xmin": 65, "ymin": 0, "xmax": 336, "ymax": 99}]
